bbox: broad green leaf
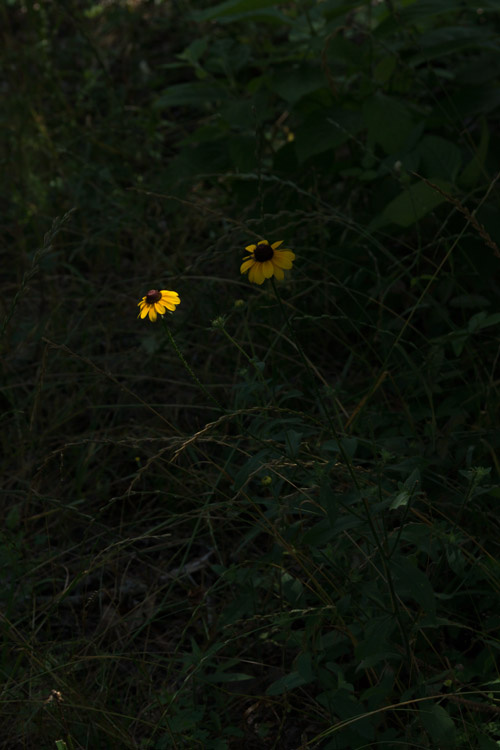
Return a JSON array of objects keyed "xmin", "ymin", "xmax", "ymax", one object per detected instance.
[
  {"xmin": 417, "ymin": 135, "xmax": 462, "ymax": 181},
  {"xmin": 302, "ymin": 519, "xmax": 337, "ymax": 546},
  {"xmin": 355, "ymin": 616, "xmax": 400, "ymax": 670},
  {"xmin": 469, "ymin": 311, "xmax": 500, "ymax": 332},
  {"xmin": 373, "ymin": 55, "xmax": 396, "ymax": 84},
  {"xmin": 364, "ymin": 94, "xmax": 415, "ymax": 155},
  {"xmin": 282, "ymin": 572, "xmax": 304, "ymax": 605},
  {"xmin": 419, "ymin": 701, "xmax": 455, "ymax": 746},
  {"xmin": 375, "ymin": 0, "xmax": 498, "ymax": 33},
  {"xmin": 229, "ymin": 135, "xmax": 258, "ymax": 171},
  {"xmin": 205, "ymin": 672, "xmax": 254, "ymax": 683},
  {"xmin": 448, "ymin": 85, "xmax": 500, "ymax": 118},
  {"xmin": 356, "ymin": 651, "xmax": 401, "ymax": 670},
  {"xmin": 392, "ymin": 557, "xmax": 437, "ymax": 621},
  {"xmin": 410, "ymin": 27, "xmax": 498, "ymax": 65},
  {"xmin": 6, "ymin": 503, "xmax": 21, "ymax": 529},
  {"xmin": 285, "ymin": 429, "xmax": 302, "ymax": 458},
  {"xmin": 449, "ymin": 293, "xmax": 491, "ymax": 308},
  {"xmin": 295, "ymin": 110, "xmax": 361, "ymax": 163},
  {"xmin": 177, "ymin": 37, "xmax": 209, "ymax": 66},
  {"xmin": 459, "ymin": 117, "xmax": 490, "ymax": 188},
  {"xmin": 389, "ymin": 489, "xmax": 410, "ymax": 510},
  {"xmin": 154, "ymin": 82, "xmax": 229, "ymax": 109},
  {"xmin": 193, "ymin": 0, "xmax": 284, "ymax": 22},
  {"xmin": 296, "ymin": 652, "xmax": 314, "ymax": 682},
  {"xmin": 231, "ymin": 454, "xmax": 265, "ymax": 491},
  {"xmin": 270, "ymin": 65, "xmax": 328, "ymax": 104},
  {"xmin": 317, "ymin": 437, "xmax": 357, "ymax": 458},
  {"xmin": 478, "ymin": 733, "xmax": 500, "ymax": 749},
  {"xmin": 266, "ymin": 669, "xmax": 312, "ymax": 695},
  {"xmin": 370, "ymin": 178, "xmax": 452, "ymax": 230}
]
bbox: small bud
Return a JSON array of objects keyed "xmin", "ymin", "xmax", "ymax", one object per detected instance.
[
  {"xmin": 211, "ymin": 316, "xmax": 226, "ymax": 330},
  {"xmin": 261, "ymin": 475, "xmax": 272, "ymax": 486},
  {"xmin": 234, "ymin": 299, "xmax": 245, "ymax": 309}
]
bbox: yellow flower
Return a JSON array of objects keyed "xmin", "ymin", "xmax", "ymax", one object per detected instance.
[
  {"xmin": 240, "ymin": 240, "xmax": 295, "ymax": 285},
  {"xmin": 137, "ymin": 289, "xmax": 180, "ymax": 322}
]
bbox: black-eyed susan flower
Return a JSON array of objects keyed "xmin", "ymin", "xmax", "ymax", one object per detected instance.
[
  {"xmin": 138, "ymin": 289, "xmax": 180, "ymax": 322},
  {"xmin": 240, "ymin": 240, "xmax": 295, "ymax": 285}
]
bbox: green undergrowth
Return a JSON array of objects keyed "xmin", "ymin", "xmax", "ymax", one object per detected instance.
[{"xmin": 1, "ymin": 0, "xmax": 500, "ymax": 748}]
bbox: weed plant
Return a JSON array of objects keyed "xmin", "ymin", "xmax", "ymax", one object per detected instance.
[{"xmin": 1, "ymin": 0, "xmax": 500, "ymax": 748}]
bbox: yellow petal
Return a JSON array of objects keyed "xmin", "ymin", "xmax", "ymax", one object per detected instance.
[
  {"xmin": 272, "ymin": 250, "xmax": 295, "ymax": 269},
  {"xmin": 240, "ymin": 258, "xmax": 255, "ymax": 274},
  {"xmin": 262, "ymin": 260, "xmax": 274, "ymax": 279},
  {"xmin": 154, "ymin": 303, "xmax": 166, "ymax": 314},
  {"xmin": 138, "ymin": 298, "xmax": 146, "ymax": 307},
  {"xmin": 164, "ymin": 301, "xmax": 177, "ymax": 311},
  {"xmin": 140, "ymin": 305, "xmax": 149, "ymax": 319},
  {"xmin": 161, "ymin": 290, "xmax": 180, "ymax": 300},
  {"xmin": 245, "ymin": 244, "xmax": 257, "ymax": 252},
  {"xmin": 271, "ymin": 241, "xmax": 284, "ymax": 250},
  {"xmin": 149, "ymin": 307, "xmax": 157, "ymax": 322},
  {"xmin": 272, "ymin": 264, "xmax": 284, "ymax": 281},
  {"xmin": 249, "ymin": 263, "xmax": 265, "ymax": 284}
]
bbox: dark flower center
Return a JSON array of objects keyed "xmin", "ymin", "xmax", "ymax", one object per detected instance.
[
  {"xmin": 253, "ymin": 242, "xmax": 274, "ymax": 262},
  {"xmin": 146, "ymin": 289, "xmax": 161, "ymax": 304}
]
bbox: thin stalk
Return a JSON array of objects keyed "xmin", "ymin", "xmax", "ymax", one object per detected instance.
[
  {"xmin": 163, "ymin": 321, "xmax": 224, "ymax": 412},
  {"xmin": 215, "ymin": 323, "xmax": 272, "ymax": 403},
  {"xmin": 270, "ymin": 276, "xmax": 412, "ymax": 670}
]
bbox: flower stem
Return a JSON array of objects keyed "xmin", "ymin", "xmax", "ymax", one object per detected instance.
[
  {"xmin": 269, "ymin": 277, "xmax": 411, "ymax": 666},
  {"xmin": 163, "ymin": 321, "xmax": 224, "ymax": 412},
  {"xmin": 220, "ymin": 326, "xmax": 267, "ymax": 379},
  {"xmin": 270, "ymin": 277, "xmax": 337, "ymax": 432}
]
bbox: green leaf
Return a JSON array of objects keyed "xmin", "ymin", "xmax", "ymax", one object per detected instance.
[
  {"xmin": 193, "ymin": 0, "xmax": 286, "ymax": 22},
  {"xmin": 177, "ymin": 37, "xmax": 209, "ymax": 66},
  {"xmin": 469, "ymin": 311, "xmax": 500, "ymax": 332},
  {"xmin": 270, "ymin": 65, "xmax": 328, "ymax": 104},
  {"xmin": 229, "ymin": 135, "xmax": 258, "ymax": 171},
  {"xmin": 205, "ymin": 672, "xmax": 254, "ymax": 683},
  {"xmin": 370, "ymin": 178, "xmax": 452, "ymax": 230},
  {"xmin": 302, "ymin": 519, "xmax": 336, "ymax": 546},
  {"xmin": 355, "ymin": 616, "xmax": 400, "ymax": 670},
  {"xmin": 356, "ymin": 651, "xmax": 401, "ymax": 670},
  {"xmin": 389, "ymin": 490, "xmax": 410, "ymax": 510},
  {"xmin": 448, "ymin": 85, "xmax": 500, "ymax": 118},
  {"xmin": 154, "ymin": 82, "xmax": 229, "ymax": 109},
  {"xmin": 296, "ymin": 652, "xmax": 314, "ymax": 682},
  {"xmin": 295, "ymin": 110, "xmax": 361, "ymax": 163},
  {"xmin": 232, "ymin": 454, "xmax": 265, "ymax": 491},
  {"xmin": 477, "ymin": 733, "xmax": 500, "ymax": 750},
  {"xmin": 266, "ymin": 670, "xmax": 312, "ymax": 695},
  {"xmin": 364, "ymin": 94, "xmax": 415, "ymax": 155},
  {"xmin": 459, "ymin": 117, "xmax": 490, "ymax": 188},
  {"xmin": 392, "ymin": 557, "xmax": 437, "ymax": 621},
  {"xmin": 285, "ymin": 429, "xmax": 302, "ymax": 458},
  {"xmin": 375, "ymin": 0, "xmax": 497, "ymax": 33},
  {"xmin": 419, "ymin": 701, "xmax": 455, "ymax": 746},
  {"xmin": 410, "ymin": 27, "xmax": 498, "ymax": 65},
  {"xmin": 373, "ymin": 55, "xmax": 396, "ymax": 84},
  {"xmin": 417, "ymin": 135, "xmax": 462, "ymax": 181},
  {"xmin": 6, "ymin": 503, "xmax": 21, "ymax": 529}
]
